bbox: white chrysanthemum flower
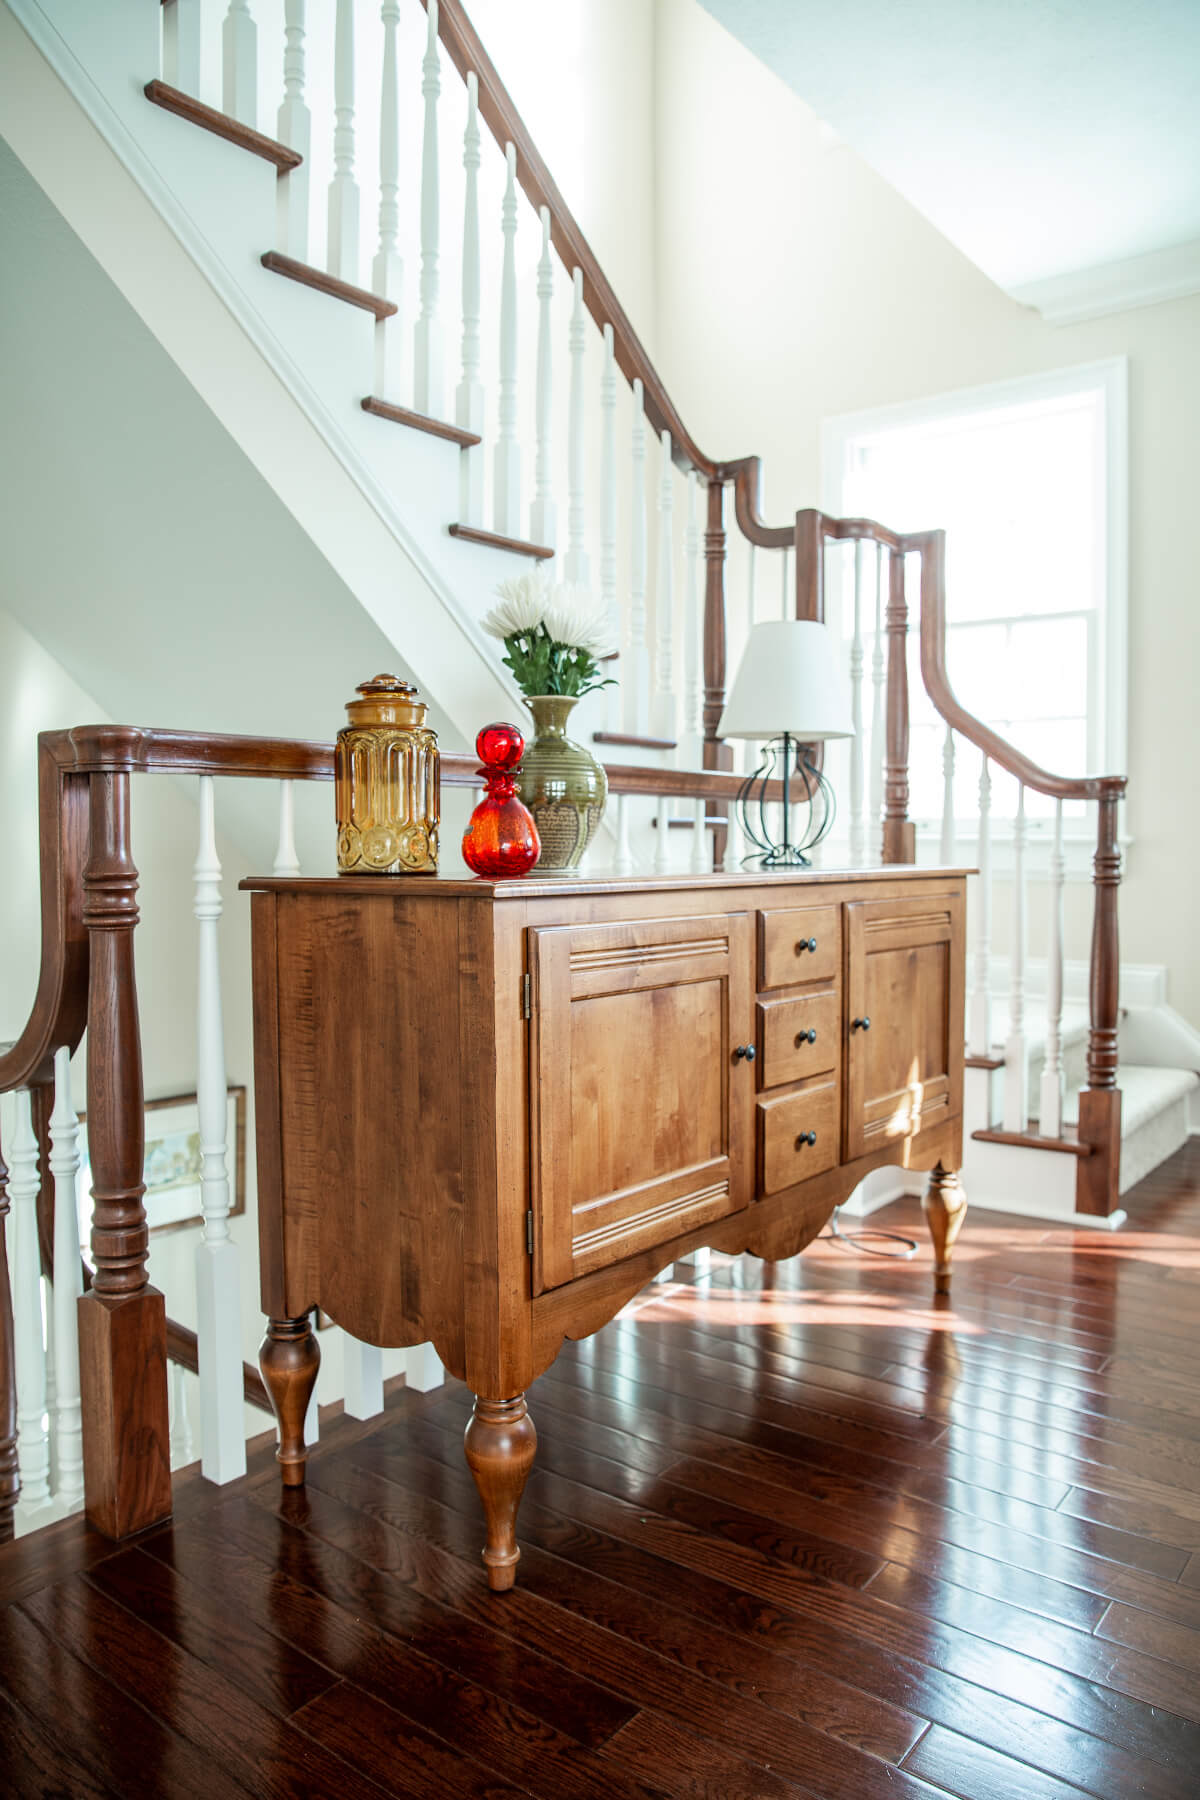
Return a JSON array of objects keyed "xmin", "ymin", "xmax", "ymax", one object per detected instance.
[
  {"xmin": 543, "ymin": 583, "xmax": 616, "ymax": 659},
  {"xmin": 481, "ymin": 571, "xmax": 553, "ymax": 641}
]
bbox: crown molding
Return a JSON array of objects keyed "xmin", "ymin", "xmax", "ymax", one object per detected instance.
[{"xmin": 1010, "ymin": 239, "xmax": 1200, "ymax": 326}]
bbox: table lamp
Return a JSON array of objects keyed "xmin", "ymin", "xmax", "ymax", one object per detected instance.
[{"xmin": 719, "ymin": 620, "xmax": 855, "ymax": 868}]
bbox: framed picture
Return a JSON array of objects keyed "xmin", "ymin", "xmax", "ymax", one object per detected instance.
[{"xmin": 75, "ymin": 1087, "xmax": 247, "ymax": 1247}]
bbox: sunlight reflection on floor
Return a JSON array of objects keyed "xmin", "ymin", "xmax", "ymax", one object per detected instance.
[{"xmin": 621, "ymin": 1283, "xmax": 984, "ymax": 1333}]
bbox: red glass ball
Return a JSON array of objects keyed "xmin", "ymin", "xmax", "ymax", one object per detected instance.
[
  {"xmin": 462, "ymin": 793, "xmax": 540, "ymax": 877},
  {"xmin": 475, "ymin": 721, "xmax": 525, "ymax": 772}
]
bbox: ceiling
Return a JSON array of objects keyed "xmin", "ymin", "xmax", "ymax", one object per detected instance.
[{"xmin": 697, "ymin": 0, "xmax": 1200, "ymax": 319}]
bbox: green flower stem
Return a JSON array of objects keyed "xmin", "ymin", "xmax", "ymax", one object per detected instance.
[{"xmin": 501, "ymin": 625, "xmax": 616, "ymax": 699}]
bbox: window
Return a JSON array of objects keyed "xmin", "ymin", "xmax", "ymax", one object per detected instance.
[{"xmin": 821, "ymin": 360, "xmax": 1128, "ymax": 849}]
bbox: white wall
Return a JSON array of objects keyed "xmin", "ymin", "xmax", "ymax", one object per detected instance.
[{"xmin": 653, "ymin": 0, "xmax": 1200, "ymax": 1023}]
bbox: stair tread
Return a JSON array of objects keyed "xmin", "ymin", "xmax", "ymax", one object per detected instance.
[
  {"xmin": 447, "ymin": 523, "xmax": 554, "ymax": 560},
  {"xmin": 1062, "ymin": 1065, "xmax": 1198, "ymax": 1134},
  {"xmin": 144, "ymin": 81, "xmax": 302, "ymax": 173},
  {"xmin": 260, "ymin": 252, "xmax": 397, "ymax": 320},
  {"xmin": 361, "ymin": 397, "xmax": 481, "ymax": 447}
]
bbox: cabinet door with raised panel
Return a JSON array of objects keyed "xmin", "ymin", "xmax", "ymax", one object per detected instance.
[
  {"xmin": 844, "ymin": 891, "xmax": 965, "ymax": 1161},
  {"xmin": 529, "ymin": 912, "xmax": 754, "ymax": 1292}
]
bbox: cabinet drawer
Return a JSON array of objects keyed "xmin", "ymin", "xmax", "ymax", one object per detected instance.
[
  {"xmin": 759, "ymin": 906, "xmax": 841, "ymax": 989},
  {"xmin": 758, "ymin": 1080, "xmax": 840, "ymax": 1195},
  {"xmin": 758, "ymin": 989, "xmax": 840, "ymax": 1087}
]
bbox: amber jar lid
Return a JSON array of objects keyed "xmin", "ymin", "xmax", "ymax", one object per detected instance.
[{"xmin": 342, "ymin": 674, "xmax": 428, "ymax": 730}]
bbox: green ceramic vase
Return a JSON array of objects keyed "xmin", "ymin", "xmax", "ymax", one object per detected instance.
[{"xmin": 517, "ymin": 695, "xmax": 608, "ymax": 874}]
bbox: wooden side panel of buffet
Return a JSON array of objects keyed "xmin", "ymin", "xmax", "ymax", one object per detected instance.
[{"xmin": 244, "ymin": 867, "xmax": 969, "ymax": 1589}]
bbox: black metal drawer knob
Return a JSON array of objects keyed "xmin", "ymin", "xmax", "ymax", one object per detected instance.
[
  {"xmin": 795, "ymin": 937, "xmax": 818, "ymax": 955},
  {"xmin": 794, "ymin": 1028, "xmax": 818, "ymax": 1047},
  {"xmin": 795, "ymin": 1131, "xmax": 818, "ymax": 1149},
  {"xmin": 733, "ymin": 1044, "xmax": 757, "ymax": 1062},
  {"xmin": 851, "ymin": 1017, "xmax": 871, "ymax": 1032}
]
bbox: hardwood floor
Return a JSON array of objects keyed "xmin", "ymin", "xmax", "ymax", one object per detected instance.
[{"xmin": 3, "ymin": 1142, "xmax": 1200, "ymax": 1799}]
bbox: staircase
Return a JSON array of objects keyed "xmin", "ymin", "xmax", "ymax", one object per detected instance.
[{"xmin": 0, "ymin": 0, "xmax": 1196, "ymax": 1547}]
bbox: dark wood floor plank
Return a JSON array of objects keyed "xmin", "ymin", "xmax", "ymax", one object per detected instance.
[
  {"xmin": 597, "ymin": 1708, "xmax": 838, "ymax": 1800},
  {"xmin": 903, "ymin": 1724, "xmax": 1096, "ymax": 1800},
  {"xmin": 352, "ymin": 1428, "xmax": 1200, "ymax": 1790},
  {"xmin": 0, "ymin": 1682, "xmax": 121, "ymax": 1800},
  {"xmin": 1096, "ymin": 1602, "xmax": 1200, "ymax": 1674},
  {"xmin": 19, "ymin": 1579, "xmax": 395, "ymax": 1800}
]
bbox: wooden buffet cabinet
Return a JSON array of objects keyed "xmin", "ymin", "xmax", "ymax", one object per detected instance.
[{"xmin": 244, "ymin": 866, "xmax": 969, "ymax": 1589}]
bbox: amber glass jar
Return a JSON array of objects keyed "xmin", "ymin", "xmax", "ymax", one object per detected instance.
[{"xmin": 335, "ymin": 675, "xmax": 439, "ymax": 875}]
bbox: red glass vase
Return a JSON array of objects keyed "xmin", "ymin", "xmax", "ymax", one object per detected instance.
[{"xmin": 461, "ymin": 723, "xmax": 541, "ymax": 877}]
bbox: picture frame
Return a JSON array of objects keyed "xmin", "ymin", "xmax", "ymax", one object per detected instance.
[{"xmin": 75, "ymin": 1087, "xmax": 247, "ymax": 1245}]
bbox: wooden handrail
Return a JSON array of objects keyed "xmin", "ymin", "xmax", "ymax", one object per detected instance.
[{"xmin": 166, "ymin": 1318, "xmax": 271, "ymax": 1414}]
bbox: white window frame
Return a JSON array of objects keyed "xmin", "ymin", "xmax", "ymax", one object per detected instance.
[{"xmin": 820, "ymin": 358, "xmax": 1129, "ymax": 878}]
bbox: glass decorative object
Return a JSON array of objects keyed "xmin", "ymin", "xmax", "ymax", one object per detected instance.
[
  {"xmin": 336, "ymin": 674, "xmax": 439, "ymax": 875},
  {"xmin": 461, "ymin": 723, "xmax": 541, "ymax": 878},
  {"xmin": 518, "ymin": 695, "xmax": 607, "ymax": 874}
]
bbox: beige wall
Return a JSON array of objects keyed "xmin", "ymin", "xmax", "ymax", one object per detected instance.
[{"xmin": 653, "ymin": 0, "xmax": 1200, "ymax": 1021}]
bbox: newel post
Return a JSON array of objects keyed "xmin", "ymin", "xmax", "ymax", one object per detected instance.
[
  {"xmin": 1075, "ymin": 787, "xmax": 1124, "ymax": 1217},
  {"xmin": 0, "ymin": 1136, "xmax": 18, "ymax": 1541},
  {"xmin": 703, "ymin": 477, "xmax": 733, "ymax": 864},
  {"xmin": 882, "ymin": 547, "xmax": 916, "ymax": 864},
  {"xmin": 77, "ymin": 772, "xmax": 171, "ymax": 1538}
]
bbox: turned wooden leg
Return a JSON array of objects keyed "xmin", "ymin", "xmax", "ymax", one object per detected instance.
[
  {"xmin": 463, "ymin": 1393, "xmax": 537, "ymax": 1592},
  {"xmin": 259, "ymin": 1313, "xmax": 320, "ymax": 1487},
  {"xmin": 923, "ymin": 1163, "xmax": 967, "ymax": 1295}
]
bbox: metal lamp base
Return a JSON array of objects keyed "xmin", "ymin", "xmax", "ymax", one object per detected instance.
[{"xmin": 735, "ymin": 733, "xmax": 836, "ymax": 871}]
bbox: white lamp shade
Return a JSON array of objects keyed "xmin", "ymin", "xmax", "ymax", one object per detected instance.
[{"xmin": 718, "ymin": 620, "xmax": 855, "ymax": 741}]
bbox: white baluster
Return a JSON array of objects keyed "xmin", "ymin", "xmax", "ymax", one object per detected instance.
[
  {"xmin": 939, "ymin": 723, "xmax": 956, "ymax": 866},
  {"xmin": 529, "ymin": 209, "xmax": 556, "ymax": 550},
  {"xmin": 691, "ymin": 799, "xmax": 709, "ymax": 873},
  {"xmin": 327, "ymin": 0, "xmax": 360, "ymax": 285},
  {"xmin": 274, "ymin": 780, "xmax": 301, "ymax": 876},
  {"xmin": 193, "ymin": 777, "xmax": 246, "ymax": 1484},
  {"xmin": 163, "ymin": 0, "xmax": 202, "ymax": 94},
  {"xmin": 456, "ymin": 73, "xmax": 484, "ymax": 524},
  {"xmin": 613, "ymin": 794, "xmax": 634, "ymax": 875},
  {"xmin": 48, "ymin": 1049, "xmax": 83, "ymax": 1504},
  {"xmin": 625, "ymin": 379, "xmax": 650, "ymax": 734},
  {"xmin": 405, "ymin": 1343, "xmax": 444, "ymax": 1392},
  {"xmin": 1003, "ymin": 782, "xmax": 1029, "ymax": 1130},
  {"xmin": 600, "ymin": 324, "xmax": 619, "ymax": 731},
  {"xmin": 683, "ymin": 472, "xmax": 702, "ymax": 761},
  {"xmin": 343, "ymin": 1332, "xmax": 384, "ymax": 1419},
  {"xmin": 169, "ymin": 1362, "xmax": 195, "ymax": 1468},
  {"xmin": 655, "ymin": 799, "xmax": 672, "ymax": 873},
  {"xmin": 372, "ymin": 0, "xmax": 404, "ymax": 399},
  {"xmin": 869, "ymin": 542, "xmax": 886, "ymax": 866},
  {"xmin": 1040, "ymin": 798, "xmax": 1066, "ymax": 1137},
  {"xmin": 493, "ymin": 142, "xmax": 521, "ymax": 536},
  {"xmin": 412, "ymin": 0, "xmax": 442, "ymax": 412},
  {"xmin": 747, "ymin": 543, "xmax": 758, "ymax": 628},
  {"xmin": 725, "ymin": 794, "xmax": 745, "ymax": 872},
  {"xmin": 565, "ymin": 268, "xmax": 589, "ymax": 585},
  {"xmin": 968, "ymin": 753, "xmax": 993, "ymax": 1057},
  {"xmin": 276, "ymin": 2, "xmax": 310, "ymax": 261},
  {"xmin": 652, "ymin": 432, "xmax": 676, "ymax": 744},
  {"xmin": 781, "ymin": 546, "xmax": 792, "ymax": 619},
  {"xmin": 223, "ymin": 1, "xmax": 256, "ymax": 129},
  {"xmin": 10, "ymin": 1089, "xmax": 49, "ymax": 1507},
  {"xmin": 848, "ymin": 540, "xmax": 867, "ymax": 866}
]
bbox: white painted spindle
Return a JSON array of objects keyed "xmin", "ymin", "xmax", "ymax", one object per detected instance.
[
  {"xmin": 1003, "ymin": 782, "xmax": 1029, "ymax": 1131},
  {"xmin": 968, "ymin": 752, "xmax": 993, "ymax": 1056},
  {"xmin": 274, "ymin": 780, "xmax": 300, "ymax": 876},
  {"xmin": 652, "ymin": 431, "xmax": 676, "ymax": 743},
  {"xmin": 939, "ymin": 723, "xmax": 956, "ymax": 865},
  {"xmin": 327, "ymin": 0, "xmax": 360, "ymax": 285},
  {"xmin": 684, "ymin": 472, "xmax": 702, "ymax": 758},
  {"xmin": 780, "ymin": 546, "xmax": 792, "ymax": 619},
  {"xmin": 655, "ymin": 799, "xmax": 673, "ymax": 873},
  {"xmin": 869, "ymin": 542, "xmax": 886, "ymax": 866},
  {"xmin": 1040, "ymin": 798, "xmax": 1066, "ymax": 1137},
  {"xmin": 725, "ymin": 796, "xmax": 745, "ymax": 872},
  {"xmin": 613, "ymin": 794, "xmax": 634, "ymax": 875},
  {"xmin": 405, "ymin": 1342, "xmax": 444, "ymax": 1392},
  {"xmin": 10, "ymin": 1089, "xmax": 49, "ymax": 1507},
  {"xmin": 456, "ymin": 73, "xmax": 484, "ymax": 524},
  {"xmin": 530, "ymin": 208, "xmax": 556, "ymax": 550},
  {"xmin": 747, "ymin": 543, "xmax": 758, "ymax": 628},
  {"xmin": 48, "ymin": 1049, "xmax": 83, "ymax": 1504},
  {"xmin": 600, "ymin": 324, "xmax": 620, "ymax": 730},
  {"xmin": 193, "ymin": 776, "xmax": 246, "ymax": 1484},
  {"xmin": 222, "ymin": 2, "xmax": 256, "ymax": 128},
  {"xmin": 625, "ymin": 379, "xmax": 649, "ymax": 734},
  {"xmin": 163, "ymin": 0, "xmax": 202, "ymax": 95},
  {"xmin": 691, "ymin": 799, "xmax": 709, "ymax": 872},
  {"xmin": 565, "ymin": 268, "xmax": 589, "ymax": 585},
  {"xmin": 493, "ymin": 142, "xmax": 521, "ymax": 536},
  {"xmin": 276, "ymin": 2, "xmax": 310, "ymax": 260},
  {"xmin": 343, "ymin": 1333, "xmax": 384, "ymax": 1419},
  {"xmin": 848, "ymin": 540, "xmax": 866, "ymax": 865},
  {"xmin": 170, "ymin": 1361, "xmax": 195, "ymax": 1467},
  {"xmin": 372, "ymin": 0, "xmax": 404, "ymax": 399}
]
